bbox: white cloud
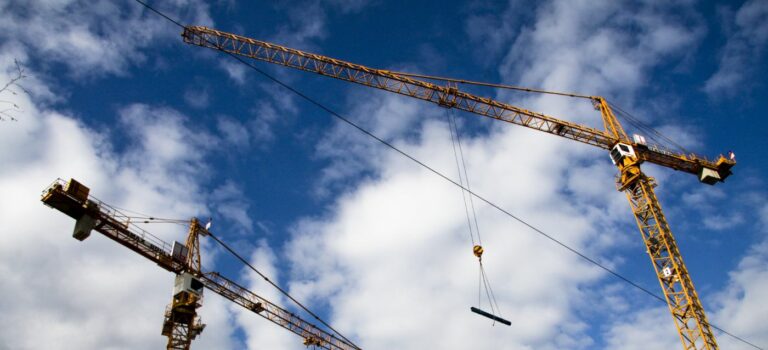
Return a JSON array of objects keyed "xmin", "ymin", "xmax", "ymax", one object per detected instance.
[
  {"xmin": 602, "ymin": 307, "xmax": 681, "ymax": 350},
  {"xmin": 498, "ymin": 0, "xmax": 702, "ymax": 116},
  {"xmin": 219, "ymin": 60, "xmax": 249, "ymax": 85},
  {"xmin": 464, "ymin": 1, "xmax": 527, "ymax": 66},
  {"xmin": 0, "ymin": 0, "xmax": 214, "ymax": 77},
  {"xmin": 270, "ymin": 1, "xmax": 328, "ymax": 50},
  {"xmin": 710, "ymin": 201, "xmax": 768, "ymax": 349},
  {"xmin": 218, "ymin": 115, "xmax": 251, "ymax": 148},
  {"xmin": 704, "ymin": 0, "xmax": 768, "ymax": 96},
  {"xmin": 312, "ymin": 93, "xmax": 435, "ymax": 197},
  {"xmin": 681, "ymin": 187, "xmax": 747, "ymax": 232},
  {"xmin": 325, "ymin": 0, "xmax": 370, "ymax": 14},
  {"xmin": 210, "ymin": 180, "xmax": 254, "ymax": 235},
  {"xmin": 233, "ymin": 241, "xmax": 303, "ymax": 350},
  {"xmin": 288, "ymin": 115, "xmax": 614, "ymax": 349},
  {"xmin": 703, "ymin": 212, "xmax": 745, "ymax": 231},
  {"xmin": 184, "ymin": 87, "xmax": 211, "ymax": 109},
  {"xmin": 205, "ymin": 0, "xmax": 368, "ymax": 149},
  {"xmin": 0, "ymin": 52, "xmax": 241, "ymax": 348},
  {"xmin": 247, "ymin": 101, "xmax": 281, "ymax": 147}
]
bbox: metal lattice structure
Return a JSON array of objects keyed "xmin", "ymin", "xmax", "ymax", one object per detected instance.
[
  {"xmin": 622, "ymin": 173, "xmax": 718, "ymax": 349},
  {"xmin": 180, "ymin": 25, "xmax": 736, "ymax": 350},
  {"xmin": 41, "ymin": 179, "xmax": 359, "ymax": 350},
  {"xmin": 160, "ymin": 219, "xmax": 207, "ymax": 350},
  {"xmin": 181, "ymin": 25, "xmax": 734, "ymax": 180},
  {"xmin": 161, "ymin": 292, "xmax": 205, "ymax": 350}
]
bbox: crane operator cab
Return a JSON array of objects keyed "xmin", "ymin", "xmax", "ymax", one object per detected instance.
[
  {"xmin": 174, "ymin": 272, "xmax": 204, "ymax": 298},
  {"xmin": 609, "ymin": 142, "xmax": 637, "ymax": 166}
]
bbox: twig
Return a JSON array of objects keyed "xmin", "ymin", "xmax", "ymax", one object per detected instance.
[{"xmin": 0, "ymin": 59, "xmax": 29, "ymax": 122}]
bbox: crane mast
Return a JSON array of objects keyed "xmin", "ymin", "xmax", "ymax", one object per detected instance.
[
  {"xmin": 610, "ymin": 114, "xmax": 718, "ymax": 350},
  {"xmin": 180, "ymin": 26, "xmax": 735, "ymax": 350},
  {"xmin": 41, "ymin": 178, "xmax": 359, "ymax": 350},
  {"xmin": 162, "ymin": 218, "xmax": 206, "ymax": 350}
]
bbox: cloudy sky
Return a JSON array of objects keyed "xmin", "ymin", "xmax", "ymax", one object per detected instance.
[{"xmin": 1, "ymin": 0, "xmax": 767, "ymax": 349}]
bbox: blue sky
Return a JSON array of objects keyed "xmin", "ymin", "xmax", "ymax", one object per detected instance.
[{"xmin": 1, "ymin": 0, "xmax": 767, "ymax": 349}]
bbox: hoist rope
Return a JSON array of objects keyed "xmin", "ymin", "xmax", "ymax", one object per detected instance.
[
  {"xmin": 479, "ymin": 262, "xmax": 502, "ymax": 320},
  {"xmin": 133, "ymin": 1, "xmax": 763, "ymax": 348},
  {"xmin": 449, "ymin": 109, "xmax": 483, "ymax": 245},
  {"xmin": 477, "ymin": 264, "xmax": 483, "ymax": 308},
  {"xmin": 445, "ymin": 108, "xmax": 502, "ymax": 321},
  {"xmin": 478, "ymin": 264, "xmax": 491, "ymax": 314},
  {"xmin": 446, "ymin": 108, "xmax": 477, "ymax": 246}
]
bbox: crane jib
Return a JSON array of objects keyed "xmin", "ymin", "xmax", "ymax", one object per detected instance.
[{"xmin": 180, "ymin": 25, "xmax": 734, "ymax": 183}]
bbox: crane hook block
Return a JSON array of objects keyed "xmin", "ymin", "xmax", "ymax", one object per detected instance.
[
  {"xmin": 470, "ymin": 306, "xmax": 511, "ymax": 326},
  {"xmin": 473, "ymin": 245, "xmax": 484, "ymax": 259}
]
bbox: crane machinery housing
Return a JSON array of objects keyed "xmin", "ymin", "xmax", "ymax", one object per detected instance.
[{"xmin": 177, "ymin": 25, "xmax": 736, "ymax": 350}]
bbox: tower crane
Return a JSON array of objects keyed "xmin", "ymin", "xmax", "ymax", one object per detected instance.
[
  {"xmin": 41, "ymin": 178, "xmax": 360, "ymax": 350},
  {"xmin": 180, "ymin": 25, "xmax": 736, "ymax": 350}
]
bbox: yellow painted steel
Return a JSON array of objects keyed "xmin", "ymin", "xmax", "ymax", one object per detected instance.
[
  {"xmin": 594, "ymin": 97, "xmax": 630, "ymax": 142},
  {"xmin": 616, "ymin": 160, "xmax": 718, "ymax": 349},
  {"xmin": 41, "ymin": 179, "xmax": 359, "ymax": 350},
  {"xmin": 162, "ymin": 219, "xmax": 206, "ymax": 350},
  {"xmin": 179, "ymin": 26, "xmax": 733, "ymax": 349},
  {"xmin": 185, "ymin": 218, "xmax": 205, "ymax": 274},
  {"xmin": 162, "ymin": 291, "xmax": 204, "ymax": 350},
  {"xmin": 603, "ymin": 99, "xmax": 718, "ymax": 350},
  {"xmin": 180, "ymin": 25, "xmax": 735, "ymax": 182}
]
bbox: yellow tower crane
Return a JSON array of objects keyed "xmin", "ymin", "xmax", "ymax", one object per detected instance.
[
  {"xmin": 180, "ymin": 26, "xmax": 736, "ymax": 350},
  {"xmin": 41, "ymin": 178, "xmax": 360, "ymax": 350}
]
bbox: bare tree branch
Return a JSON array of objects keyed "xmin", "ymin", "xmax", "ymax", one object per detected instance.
[{"xmin": 0, "ymin": 59, "xmax": 29, "ymax": 122}]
